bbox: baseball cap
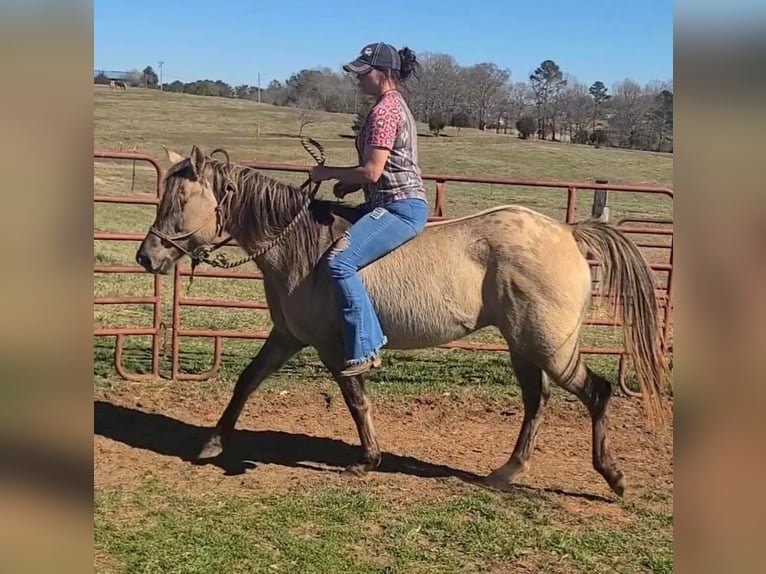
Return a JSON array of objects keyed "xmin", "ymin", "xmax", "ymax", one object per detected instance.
[{"xmin": 343, "ymin": 42, "xmax": 401, "ymax": 74}]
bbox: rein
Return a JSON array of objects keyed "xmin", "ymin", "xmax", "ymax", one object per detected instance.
[{"xmin": 149, "ymin": 138, "xmax": 326, "ymax": 285}]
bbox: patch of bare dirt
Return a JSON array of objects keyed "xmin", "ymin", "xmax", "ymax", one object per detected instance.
[{"xmin": 94, "ymin": 380, "xmax": 673, "ymax": 516}]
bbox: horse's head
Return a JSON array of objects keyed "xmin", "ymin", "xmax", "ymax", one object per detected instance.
[{"xmin": 135, "ymin": 145, "xmax": 224, "ymax": 274}]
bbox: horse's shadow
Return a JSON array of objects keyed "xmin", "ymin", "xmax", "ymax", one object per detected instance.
[
  {"xmin": 93, "ymin": 400, "xmax": 480, "ymax": 481},
  {"xmin": 93, "ymin": 400, "xmax": 613, "ymax": 503}
]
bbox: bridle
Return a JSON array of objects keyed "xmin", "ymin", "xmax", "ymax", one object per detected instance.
[{"xmin": 149, "ymin": 138, "xmax": 326, "ymax": 283}]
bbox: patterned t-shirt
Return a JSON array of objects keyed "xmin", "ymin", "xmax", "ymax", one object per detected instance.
[{"xmin": 356, "ymin": 91, "xmax": 428, "ymax": 208}]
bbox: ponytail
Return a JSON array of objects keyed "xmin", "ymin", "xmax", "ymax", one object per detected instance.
[{"xmin": 397, "ymin": 47, "xmax": 421, "ymax": 81}]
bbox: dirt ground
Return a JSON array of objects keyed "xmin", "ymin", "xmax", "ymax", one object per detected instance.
[{"xmin": 94, "ymin": 379, "xmax": 673, "ymax": 519}]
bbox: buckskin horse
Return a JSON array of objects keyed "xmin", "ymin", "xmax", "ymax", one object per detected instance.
[{"xmin": 135, "ymin": 145, "xmax": 670, "ymax": 496}]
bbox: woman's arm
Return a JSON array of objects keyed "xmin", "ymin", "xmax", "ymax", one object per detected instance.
[
  {"xmin": 312, "ymin": 93, "xmax": 401, "ymax": 185},
  {"xmin": 310, "ymin": 146, "xmax": 390, "ymax": 184}
]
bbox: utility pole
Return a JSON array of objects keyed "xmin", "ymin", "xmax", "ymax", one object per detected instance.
[
  {"xmin": 257, "ymin": 72, "xmax": 261, "ymax": 103},
  {"xmin": 158, "ymin": 60, "xmax": 164, "ymax": 91}
]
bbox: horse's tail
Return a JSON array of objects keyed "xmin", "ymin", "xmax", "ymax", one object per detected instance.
[{"xmin": 571, "ymin": 219, "xmax": 670, "ymax": 426}]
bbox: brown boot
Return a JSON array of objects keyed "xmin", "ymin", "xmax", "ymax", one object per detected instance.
[{"xmin": 340, "ymin": 355, "xmax": 382, "ymax": 377}]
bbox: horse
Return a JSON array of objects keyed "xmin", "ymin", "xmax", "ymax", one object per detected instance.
[{"xmin": 135, "ymin": 145, "xmax": 671, "ymax": 497}]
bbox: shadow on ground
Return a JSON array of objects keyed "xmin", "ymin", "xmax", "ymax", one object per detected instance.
[{"xmin": 94, "ymin": 400, "xmax": 613, "ymax": 502}]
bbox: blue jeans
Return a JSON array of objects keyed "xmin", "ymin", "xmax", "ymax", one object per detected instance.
[{"xmin": 327, "ymin": 198, "xmax": 429, "ymax": 366}]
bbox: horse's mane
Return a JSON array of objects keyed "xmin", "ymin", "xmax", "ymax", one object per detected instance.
[{"xmin": 204, "ymin": 156, "xmax": 337, "ymax": 273}]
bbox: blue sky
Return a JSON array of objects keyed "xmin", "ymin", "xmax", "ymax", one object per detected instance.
[{"xmin": 94, "ymin": 0, "xmax": 673, "ymax": 88}]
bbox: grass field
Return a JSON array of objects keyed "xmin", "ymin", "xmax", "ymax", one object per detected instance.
[{"xmin": 94, "ymin": 86, "xmax": 673, "ymax": 573}]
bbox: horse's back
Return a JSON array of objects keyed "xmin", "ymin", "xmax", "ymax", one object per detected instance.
[{"xmin": 303, "ymin": 202, "xmax": 589, "ymax": 350}]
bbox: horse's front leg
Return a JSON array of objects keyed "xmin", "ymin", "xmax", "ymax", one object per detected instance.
[
  {"xmin": 198, "ymin": 329, "xmax": 304, "ymax": 459},
  {"xmin": 317, "ymin": 346, "xmax": 381, "ymax": 475}
]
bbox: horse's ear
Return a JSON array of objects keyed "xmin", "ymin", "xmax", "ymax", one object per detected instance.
[
  {"xmin": 190, "ymin": 145, "xmax": 205, "ymax": 179},
  {"xmin": 161, "ymin": 145, "xmax": 184, "ymax": 165}
]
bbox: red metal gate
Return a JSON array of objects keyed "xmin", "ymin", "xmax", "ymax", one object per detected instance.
[
  {"xmin": 94, "ymin": 150, "xmax": 165, "ymax": 381},
  {"xmin": 93, "ymin": 150, "xmax": 673, "ymax": 394}
]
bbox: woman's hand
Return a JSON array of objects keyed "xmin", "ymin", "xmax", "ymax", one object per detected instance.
[
  {"xmin": 309, "ymin": 165, "xmax": 333, "ymax": 183},
  {"xmin": 333, "ymin": 182, "xmax": 361, "ymax": 198}
]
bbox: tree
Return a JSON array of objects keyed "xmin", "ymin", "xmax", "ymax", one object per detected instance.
[
  {"xmin": 588, "ymin": 81, "xmax": 611, "ymax": 131},
  {"xmin": 404, "ymin": 52, "xmax": 464, "ymax": 124},
  {"xmin": 645, "ymin": 88, "xmax": 673, "ymax": 152},
  {"xmin": 141, "ymin": 66, "xmax": 159, "ymax": 88},
  {"xmin": 234, "ymin": 84, "xmax": 251, "ymax": 99},
  {"xmin": 487, "ymin": 86, "xmax": 514, "ymax": 134},
  {"xmin": 450, "ymin": 111, "xmax": 471, "ymax": 135},
  {"xmin": 182, "ymin": 79, "xmax": 232, "ymax": 97},
  {"xmin": 464, "ymin": 63, "xmax": 510, "ymax": 130},
  {"xmin": 561, "ymin": 79, "xmax": 592, "ymax": 143},
  {"xmin": 516, "ymin": 115, "xmax": 537, "ymax": 139},
  {"xmin": 529, "ymin": 60, "xmax": 567, "ymax": 140},
  {"xmin": 649, "ymin": 89, "xmax": 673, "ymax": 152},
  {"xmin": 590, "ymin": 128, "xmax": 609, "ymax": 148},
  {"xmin": 428, "ymin": 113, "xmax": 447, "ymax": 136},
  {"xmin": 263, "ymin": 79, "xmax": 288, "ymax": 106},
  {"xmin": 165, "ymin": 80, "xmax": 184, "ymax": 93},
  {"xmin": 123, "ymin": 69, "xmax": 142, "ymax": 87},
  {"xmin": 295, "ymin": 95, "xmax": 322, "ymax": 136},
  {"xmin": 505, "ymin": 82, "xmax": 534, "ymax": 131},
  {"xmin": 610, "ymin": 78, "xmax": 652, "ymax": 149}
]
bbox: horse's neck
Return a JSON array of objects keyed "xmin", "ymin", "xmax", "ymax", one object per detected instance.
[{"xmin": 227, "ymin": 197, "xmax": 338, "ymax": 292}]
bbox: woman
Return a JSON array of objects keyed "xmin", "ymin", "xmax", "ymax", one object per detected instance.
[{"xmin": 309, "ymin": 42, "xmax": 429, "ymax": 377}]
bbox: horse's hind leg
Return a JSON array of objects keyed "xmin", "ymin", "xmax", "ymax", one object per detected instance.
[
  {"xmin": 198, "ymin": 329, "xmax": 304, "ymax": 460},
  {"xmin": 485, "ymin": 352, "xmax": 550, "ymax": 488},
  {"xmin": 546, "ymin": 342, "xmax": 625, "ymax": 496},
  {"xmin": 335, "ymin": 374, "xmax": 381, "ymax": 475}
]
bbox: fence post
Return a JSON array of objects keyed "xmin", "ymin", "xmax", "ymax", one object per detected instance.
[
  {"xmin": 590, "ymin": 179, "xmax": 610, "ymax": 287},
  {"xmin": 433, "ymin": 180, "xmax": 445, "ymax": 217}
]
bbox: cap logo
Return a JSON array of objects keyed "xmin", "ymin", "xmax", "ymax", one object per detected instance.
[{"xmin": 363, "ymin": 47, "xmax": 373, "ymax": 56}]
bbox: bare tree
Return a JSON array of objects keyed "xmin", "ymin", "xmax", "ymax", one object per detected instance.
[
  {"xmin": 464, "ymin": 63, "xmax": 510, "ymax": 130},
  {"xmin": 610, "ymin": 79, "xmax": 653, "ymax": 149},
  {"xmin": 122, "ymin": 69, "xmax": 143, "ymax": 87},
  {"xmin": 404, "ymin": 52, "xmax": 463, "ymax": 123},
  {"xmin": 486, "ymin": 85, "xmax": 511, "ymax": 133},
  {"xmin": 505, "ymin": 82, "xmax": 534, "ymax": 130},
  {"xmin": 560, "ymin": 79, "xmax": 592, "ymax": 143},
  {"xmin": 295, "ymin": 95, "xmax": 322, "ymax": 136},
  {"xmin": 487, "ymin": 82, "xmax": 532, "ymax": 135}
]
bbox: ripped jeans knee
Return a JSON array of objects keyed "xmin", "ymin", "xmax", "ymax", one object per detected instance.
[
  {"xmin": 327, "ymin": 231, "xmax": 350, "ymax": 261},
  {"xmin": 326, "ymin": 232, "xmax": 356, "ymax": 280}
]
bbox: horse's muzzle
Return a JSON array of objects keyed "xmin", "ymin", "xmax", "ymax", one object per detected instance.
[{"xmin": 135, "ymin": 237, "xmax": 176, "ymax": 275}]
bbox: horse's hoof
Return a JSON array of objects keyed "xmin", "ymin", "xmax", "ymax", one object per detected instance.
[
  {"xmin": 198, "ymin": 435, "xmax": 223, "ymax": 460},
  {"xmin": 609, "ymin": 472, "xmax": 626, "ymax": 497},
  {"xmin": 483, "ymin": 470, "xmax": 510, "ymax": 490},
  {"xmin": 484, "ymin": 461, "xmax": 526, "ymax": 490}
]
